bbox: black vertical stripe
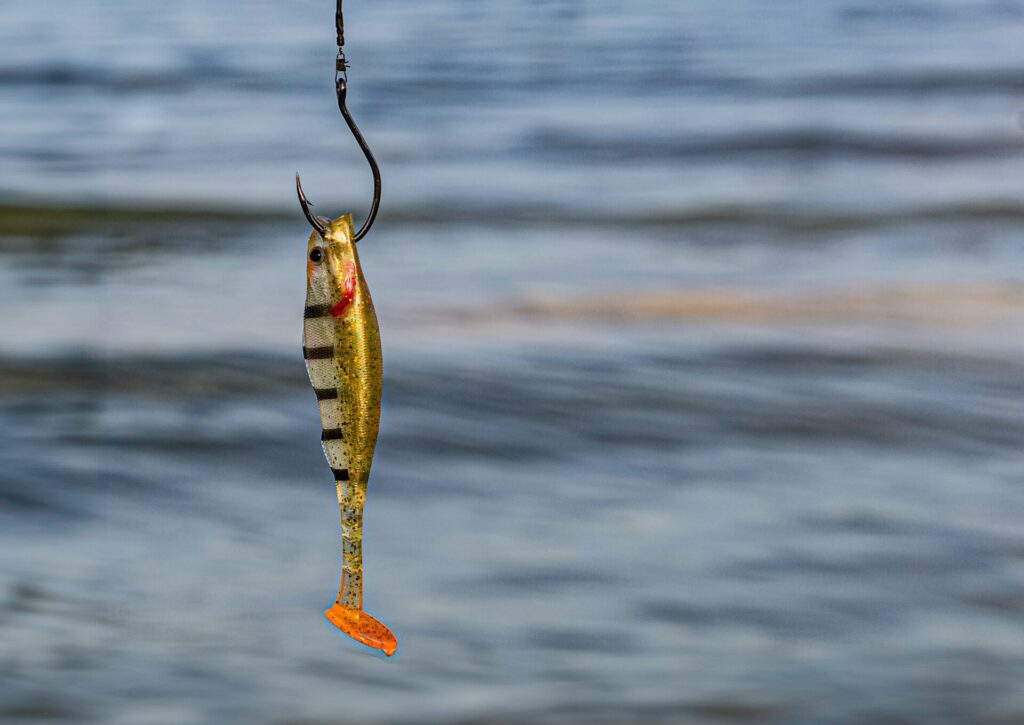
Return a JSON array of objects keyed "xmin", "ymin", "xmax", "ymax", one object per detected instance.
[
  {"xmin": 331, "ymin": 467, "xmax": 350, "ymax": 481},
  {"xmin": 303, "ymin": 346, "xmax": 334, "ymax": 359},
  {"xmin": 304, "ymin": 303, "xmax": 331, "ymax": 318},
  {"xmin": 321, "ymin": 428, "xmax": 344, "ymax": 441},
  {"xmin": 314, "ymin": 387, "xmax": 338, "ymax": 400}
]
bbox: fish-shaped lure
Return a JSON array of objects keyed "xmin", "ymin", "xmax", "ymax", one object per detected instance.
[{"xmin": 303, "ymin": 213, "xmax": 397, "ymax": 656}]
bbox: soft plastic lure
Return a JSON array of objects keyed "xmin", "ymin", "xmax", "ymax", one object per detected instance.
[
  {"xmin": 302, "ymin": 214, "xmax": 396, "ymax": 656},
  {"xmin": 295, "ymin": 1, "xmax": 395, "ymax": 655}
]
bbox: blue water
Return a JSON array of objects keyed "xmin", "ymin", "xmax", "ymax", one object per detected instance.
[{"xmin": 1, "ymin": 1, "xmax": 1024, "ymax": 723}]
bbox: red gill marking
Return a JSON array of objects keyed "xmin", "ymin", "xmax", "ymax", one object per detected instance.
[{"xmin": 331, "ymin": 262, "xmax": 357, "ymax": 317}]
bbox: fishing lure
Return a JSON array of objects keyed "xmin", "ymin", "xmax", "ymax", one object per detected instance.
[{"xmin": 295, "ymin": 1, "xmax": 395, "ymax": 656}]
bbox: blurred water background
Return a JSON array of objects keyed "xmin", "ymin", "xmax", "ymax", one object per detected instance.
[{"xmin": 1, "ymin": 0, "xmax": 1024, "ymax": 723}]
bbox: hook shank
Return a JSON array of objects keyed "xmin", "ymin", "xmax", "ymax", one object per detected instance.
[{"xmin": 336, "ymin": 79, "xmax": 381, "ymax": 243}]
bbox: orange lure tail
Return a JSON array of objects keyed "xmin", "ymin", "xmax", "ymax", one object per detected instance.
[{"xmin": 325, "ymin": 604, "xmax": 398, "ymax": 656}]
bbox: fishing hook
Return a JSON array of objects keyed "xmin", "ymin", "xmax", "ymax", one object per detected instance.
[{"xmin": 296, "ymin": 0, "xmax": 382, "ymax": 243}]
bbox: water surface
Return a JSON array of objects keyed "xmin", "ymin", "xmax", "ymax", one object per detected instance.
[{"xmin": 1, "ymin": 1, "xmax": 1024, "ymax": 723}]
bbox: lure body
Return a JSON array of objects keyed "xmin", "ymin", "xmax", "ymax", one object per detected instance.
[{"xmin": 303, "ymin": 213, "xmax": 396, "ymax": 656}]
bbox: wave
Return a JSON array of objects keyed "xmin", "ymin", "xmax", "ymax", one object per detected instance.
[
  {"xmin": 0, "ymin": 202, "xmax": 288, "ymax": 238},
  {"xmin": 9, "ymin": 59, "xmax": 1024, "ymax": 100},
  {"xmin": 6, "ymin": 199, "xmax": 1024, "ymax": 237},
  {"xmin": 790, "ymin": 67, "xmax": 1024, "ymax": 96},
  {"xmin": 0, "ymin": 352, "xmax": 305, "ymax": 397},
  {"xmin": 531, "ymin": 128, "xmax": 1024, "ymax": 162},
  {"xmin": 439, "ymin": 283, "xmax": 1024, "ymax": 327},
  {"xmin": 0, "ymin": 64, "xmax": 300, "ymax": 94}
]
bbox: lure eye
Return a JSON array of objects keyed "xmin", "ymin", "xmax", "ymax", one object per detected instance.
[{"xmin": 309, "ymin": 247, "xmax": 324, "ymax": 264}]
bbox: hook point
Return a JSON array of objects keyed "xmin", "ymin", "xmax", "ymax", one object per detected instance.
[{"xmin": 296, "ymin": 172, "xmax": 327, "ymax": 236}]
